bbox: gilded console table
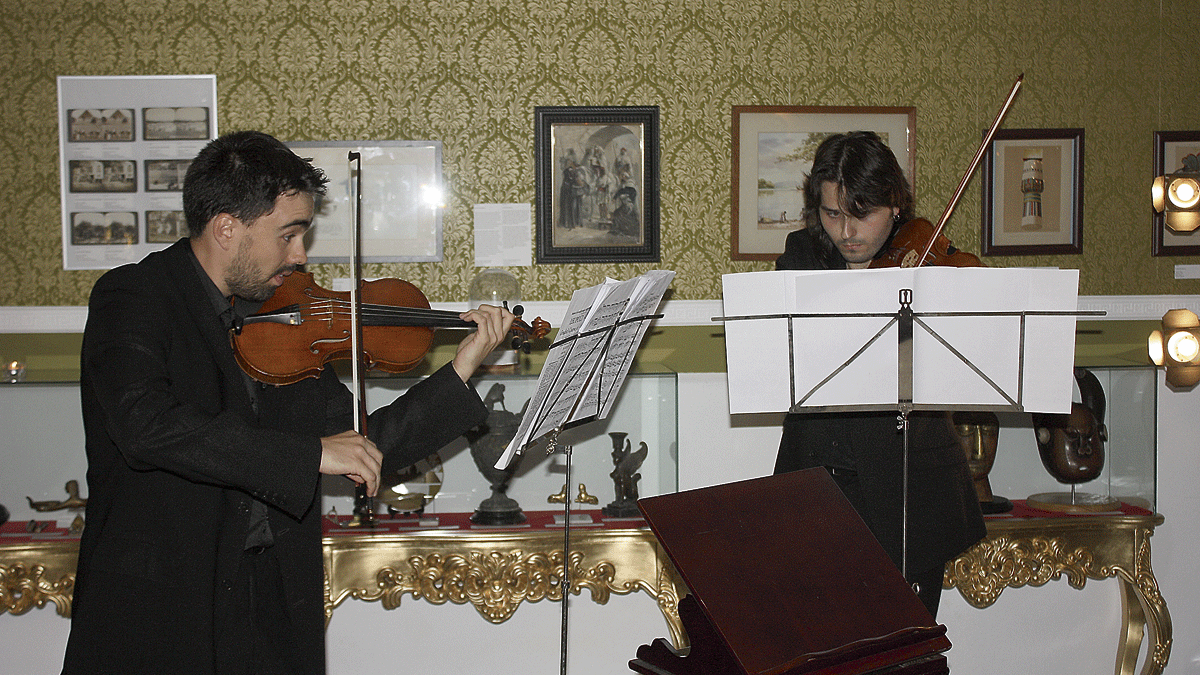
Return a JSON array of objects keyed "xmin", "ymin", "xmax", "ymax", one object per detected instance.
[
  {"xmin": 0, "ymin": 534, "xmax": 77, "ymax": 617},
  {"xmin": 2, "ymin": 504, "xmax": 1168, "ymax": 675},
  {"xmin": 944, "ymin": 501, "xmax": 1170, "ymax": 675},
  {"xmin": 0, "ymin": 513, "xmax": 685, "ymax": 648},
  {"xmin": 322, "ymin": 511, "xmax": 685, "ymax": 644}
]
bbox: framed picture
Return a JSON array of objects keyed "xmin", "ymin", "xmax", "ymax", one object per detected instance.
[
  {"xmin": 66, "ymin": 108, "xmax": 134, "ymax": 142},
  {"xmin": 286, "ymin": 141, "xmax": 443, "ymax": 262},
  {"xmin": 1152, "ymin": 130, "xmax": 1200, "ymax": 256},
  {"xmin": 731, "ymin": 106, "xmax": 916, "ymax": 261},
  {"xmin": 535, "ymin": 106, "xmax": 659, "ymax": 263},
  {"xmin": 58, "ymin": 74, "xmax": 217, "ymax": 270},
  {"xmin": 981, "ymin": 128, "xmax": 1084, "ymax": 256},
  {"xmin": 143, "ymin": 107, "xmax": 211, "ymax": 141}
]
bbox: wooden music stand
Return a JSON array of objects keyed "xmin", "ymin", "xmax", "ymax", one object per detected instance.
[{"xmin": 631, "ymin": 469, "xmax": 951, "ymax": 675}]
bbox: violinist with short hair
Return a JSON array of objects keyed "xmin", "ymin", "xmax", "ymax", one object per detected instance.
[
  {"xmin": 773, "ymin": 131, "xmax": 985, "ymax": 619},
  {"xmin": 63, "ymin": 130, "xmax": 515, "ymax": 674}
]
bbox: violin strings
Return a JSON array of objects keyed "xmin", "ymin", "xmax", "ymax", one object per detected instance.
[{"xmin": 297, "ymin": 299, "xmax": 471, "ymax": 327}]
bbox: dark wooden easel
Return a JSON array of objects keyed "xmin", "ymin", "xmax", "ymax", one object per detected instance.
[{"xmin": 631, "ymin": 469, "xmax": 951, "ymax": 675}]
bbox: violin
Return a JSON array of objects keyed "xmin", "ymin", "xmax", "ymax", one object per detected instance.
[
  {"xmin": 872, "ymin": 218, "xmax": 985, "ymax": 268},
  {"xmin": 869, "ymin": 73, "xmax": 1024, "ymax": 270},
  {"xmin": 230, "ymin": 271, "xmax": 551, "ymax": 385}
]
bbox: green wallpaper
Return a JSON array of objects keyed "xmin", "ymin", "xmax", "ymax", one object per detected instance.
[{"xmin": 1, "ymin": 0, "xmax": 1198, "ymax": 306}]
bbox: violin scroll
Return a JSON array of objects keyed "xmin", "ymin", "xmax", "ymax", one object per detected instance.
[{"xmin": 507, "ymin": 309, "xmax": 551, "ymax": 354}]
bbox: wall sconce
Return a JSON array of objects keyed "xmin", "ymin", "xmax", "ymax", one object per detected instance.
[
  {"xmin": 1151, "ymin": 173, "xmax": 1200, "ymax": 232},
  {"xmin": 1148, "ymin": 308, "xmax": 1200, "ymax": 387}
]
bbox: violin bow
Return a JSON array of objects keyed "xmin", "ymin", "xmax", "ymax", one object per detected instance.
[
  {"xmin": 917, "ymin": 73, "xmax": 1024, "ymax": 266},
  {"xmin": 348, "ymin": 150, "xmax": 376, "ymax": 527}
]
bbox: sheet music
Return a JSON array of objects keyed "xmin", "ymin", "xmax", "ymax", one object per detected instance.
[
  {"xmin": 495, "ymin": 270, "xmax": 674, "ymax": 469},
  {"xmin": 572, "ymin": 270, "xmax": 676, "ymax": 422},
  {"xmin": 722, "ymin": 267, "xmax": 1080, "ymax": 415}
]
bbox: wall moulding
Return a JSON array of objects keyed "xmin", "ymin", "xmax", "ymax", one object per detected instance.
[{"xmin": 2, "ymin": 295, "xmax": 1198, "ymax": 334}]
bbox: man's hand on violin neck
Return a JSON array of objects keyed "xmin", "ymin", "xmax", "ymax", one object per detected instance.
[
  {"xmin": 319, "ymin": 429, "xmax": 384, "ymax": 496},
  {"xmin": 452, "ymin": 304, "xmax": 518, "ymax": 382}
]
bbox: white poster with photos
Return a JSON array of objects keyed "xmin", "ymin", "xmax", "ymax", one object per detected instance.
[{"xmin": 58, "ymin": 75, "xmax": 217, "ymax": 270}]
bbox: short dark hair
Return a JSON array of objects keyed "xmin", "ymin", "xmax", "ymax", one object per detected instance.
[
  {"xmin": 182, "ymin": 130, "xmax": 328, "ymax": 237},
  {"xmin": 802, "ymin": 131, "xmax": 913, "ymax": 267}
]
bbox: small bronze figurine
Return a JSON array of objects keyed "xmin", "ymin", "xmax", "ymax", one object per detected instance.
[
  {"xmin": 27, "ymin": 479, "xmax": 87, "ymax": 512},
  {"xmin": 602, "ymin": 431, "xmax": 648, "ymax": 518}
]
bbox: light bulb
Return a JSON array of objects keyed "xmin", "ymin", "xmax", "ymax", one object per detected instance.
[
  {"xmin": 1167, "ymin": 330, "xmax": 1200, "ymax": 363},
  {"xmin": 1168, "ymin": 177, "xmax": 1200, "ymax": 209}
]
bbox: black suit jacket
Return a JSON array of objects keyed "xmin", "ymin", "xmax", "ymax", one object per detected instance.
[
  {"xmin": 774, "ymin": 229, "xmax": 985, "ymax": 576},
  {"xmin": 64, "ymin": 239, "xmax": 486, "ymax": 674}
]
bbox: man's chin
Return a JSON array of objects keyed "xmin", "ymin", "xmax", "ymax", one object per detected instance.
[{"xmin": 232, "ymin": 284, "xmax": 276, "ymax": 303}]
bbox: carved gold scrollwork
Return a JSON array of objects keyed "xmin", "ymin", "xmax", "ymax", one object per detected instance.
[
  {"xmin": 0, "ymin": 562, "xmax": 74, "ymax": 617},
  {"xmin": 1113, "ymin": 535, "xmax": 1173, "ymax": 675},
  {"xmin": 945, "ymin": 535, "xmax": 1104, "ymax": 608},
  {"xmin": 353, "ymin": 549, "xmax": 627, "ymax": 624},
  {"xmin": 1128, "ymin": 535, "xmax": 1167, "ymax": 613}
]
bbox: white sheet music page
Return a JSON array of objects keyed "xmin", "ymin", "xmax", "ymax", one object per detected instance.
[
  {"xmin": 495, "ymin": 270, "xmax": 675, "ymax": 469},
  {"xmin": 574, "ymin": 270, "xmax": 675, "ymax": 421},
  {"xmin": 496, "ymin": 282, "xmax": 608, "ymax": 468},
  {"xmin": 722, "ymin": 267, "xmax": 1079, "ymax": 415},
  {"xmin": 558, "ymin": 276, "xmax": 640, "ymax": 424}
]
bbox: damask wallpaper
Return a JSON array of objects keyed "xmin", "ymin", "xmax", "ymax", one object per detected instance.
[{"xmin": 1, "ymin": 0, "xmax": 1197, "ymax": 306}]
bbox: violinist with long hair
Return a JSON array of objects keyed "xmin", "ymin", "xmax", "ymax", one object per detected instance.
[
  {"xmin": 774, "ymin": 131, "xmax": 984, "ymax": 619},
  {"xmin": 63, "ymin": 130, "xmax": 516, "ymax": 674}
]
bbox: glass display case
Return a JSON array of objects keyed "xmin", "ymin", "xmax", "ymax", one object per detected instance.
[
  {"xmin": 322, "ymin": 365, "xmax": 679, "ymax": 520},
  {"xmin": 0, "ymin": 364, "xmax": 678, "ymax": 528},
  {"xmin": 984, "ymin": 365, "xmax": 1157, "ymax": 511}
]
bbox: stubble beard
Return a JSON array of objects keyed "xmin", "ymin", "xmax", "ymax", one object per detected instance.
[{"xmin": 225, "ymin": 236, "xmax": 284, "ymax": 302}]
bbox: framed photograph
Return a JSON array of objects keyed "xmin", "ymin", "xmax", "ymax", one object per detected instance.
[
  {"xmin": 143, "ymin": 106, "xmax": 211, "ymax": 141},
  {"xmin": 1152, "ymin": 130, "xmax": 1200, "ymax": 256},
  {"xmin": 981, "ymin": 128, "xmax": 1084, "ymax": 256},
  {"xmin": 144, "ymin": 159, "xmax": 190, "ymax": 192},
  {"xmin": 535, "ymin": 106, "xmax": 659, "ymax": 263},
  {"xmin": 286, "ymin": 140, "xmax": 444, "ymax": 262},
  {"xmin": 66, "ymin": 108, "xmax": 134, "ymax": 142},
  {"xmin": 731, "ymin": 106, "xmax": 916, "ymax": 261}
]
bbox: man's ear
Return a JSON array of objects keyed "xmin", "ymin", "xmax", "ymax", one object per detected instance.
[{"xmin": 210, "ymin": 213, "xmax": 240, "ymax": 252}]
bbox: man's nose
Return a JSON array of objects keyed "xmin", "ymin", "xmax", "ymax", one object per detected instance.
[{"xmin": 289, "ymin": 240, "xmax": 307, "ymax": 266}]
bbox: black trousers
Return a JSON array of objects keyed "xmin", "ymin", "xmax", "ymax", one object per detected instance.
[
  {"xmin": 230, "ymin": 547, "xmax": 303, "ymax": 675},
  {"xmin": 824, "ymin": 466, "xmax": 945, "ymax": 620}
]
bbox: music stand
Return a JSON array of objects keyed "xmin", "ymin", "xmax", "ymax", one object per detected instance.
[
  {"xmin": 632, "ymin": 469, "xmax": 951, "ymax": 675},
  {"xmin": 496, "ymin": 270, "xmax": 674, "ymax": 675},
  {"xmin": 719, "ymin": 267, "xmax": 1095, "ymax": 576},
  {"xmin": 624, "ymin": 268, "xmax": 1094, "ymax": 673}
]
